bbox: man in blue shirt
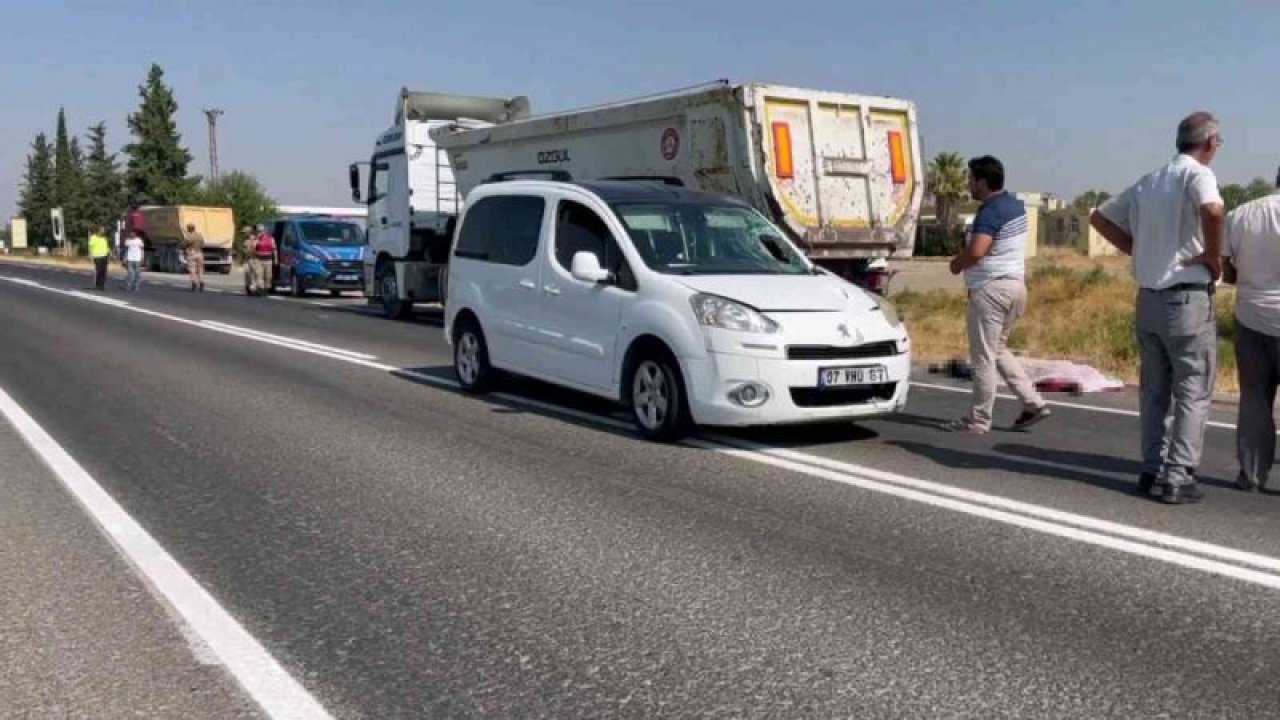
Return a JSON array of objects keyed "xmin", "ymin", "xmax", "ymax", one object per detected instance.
[{"xmin": 944, "ymin": 156, "xmax": 1050, "ymax": 434}]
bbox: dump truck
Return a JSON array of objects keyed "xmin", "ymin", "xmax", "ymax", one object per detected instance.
[
  {"xmin": 432, "ymin": 80, "xmax": 924, "ymax": 292},
  {"xmin": 350, "ymin": 81, "xmax": 923, "ymax": 318},
  {"xmin": 126, "ymin": 205, "xmax": 235, "ymax": 274}
]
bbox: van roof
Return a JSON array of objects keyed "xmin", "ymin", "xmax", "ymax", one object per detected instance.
[{"xmin": 572, "ymin": 180, "xmax": 750, "ymax": 207}]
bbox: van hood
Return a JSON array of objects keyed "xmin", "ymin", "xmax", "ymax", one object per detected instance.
[
  {"xmin": 674, "ymin": 274, "xmax": 874, "ymax": 312},
  {"xmin": 303, "ymin": 244, "xmax": 365, "ymax": 262}
]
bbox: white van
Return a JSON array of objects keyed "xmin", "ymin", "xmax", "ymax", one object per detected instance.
[{"xmin": 444, "ymin": 178, "xmax": 911, "ymax": 441}]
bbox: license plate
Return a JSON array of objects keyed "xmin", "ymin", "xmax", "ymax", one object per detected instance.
[{"xmin": 817, "ymin": 365, "xmax": 888, "ymax": 388}]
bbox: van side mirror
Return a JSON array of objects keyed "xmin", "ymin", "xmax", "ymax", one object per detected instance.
[
  {"xmin": 348, "ymin": 164, "xmax": 362, "ymax": 203},
  {"xmin": 570, "ymin": 251, "xmax": 610, "ymax": 284}
]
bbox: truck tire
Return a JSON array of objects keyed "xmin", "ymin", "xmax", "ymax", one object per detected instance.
[{"xmin": 376, "ymin": 263, "xmax": 412, "ymax": 320}]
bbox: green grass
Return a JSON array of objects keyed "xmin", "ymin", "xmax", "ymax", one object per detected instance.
[{"xmin": 896, "ymin": 263, "xmax": 1240, "ymax": 393}]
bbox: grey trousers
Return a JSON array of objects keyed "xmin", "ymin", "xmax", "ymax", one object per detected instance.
[
  {"xmin": 967, "ymin": 277, "xmax": 1043, "ymax": 430},
  {"xmin": 1235, "ymin": 322, "xmax": 1279, "ymax": 489},
  {"xmin": 1136, "ymin": 287, "xmax": 1217, "ymax": 485}
]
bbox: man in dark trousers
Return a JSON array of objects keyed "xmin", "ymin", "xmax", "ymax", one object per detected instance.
[
  {"xmin": 1090, "ymin": 112, "xmax": 1225, "ymax": 504},
  {"xmin": 87, "ymin": 225, "xmax": 111, "ymax": 291}
]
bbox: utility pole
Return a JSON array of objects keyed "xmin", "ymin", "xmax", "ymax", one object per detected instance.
[{"xmin": 203, "ymin": 108, "xmax": 224, "ymax": 181}]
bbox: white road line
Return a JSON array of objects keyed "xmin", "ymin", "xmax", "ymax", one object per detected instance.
[
  {"xmin": 689, "ymin": 438, "xmax": 1280, "ymax": 590},
  {"xmin": 200, "ymin": 321, "xmax": 377, "ymax": 360},
  {"xmin": 0, "ymin": 385, "xmax": 334, "ymax": 719},
  {"xmin": 708, "ymin": 434, "xmax": 1280, "ymax": 574},
  {"xmin": 912, "ymin": 380, "xmax": 1239, "ymax": 431},
  {"xmin": 7, "ymin": 272, "xmax": 1280, "ymax": 590}
]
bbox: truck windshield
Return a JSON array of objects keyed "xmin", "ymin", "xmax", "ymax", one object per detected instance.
[
  {"xmin": 612, "ymin": 203, "xmax": 810, "ymax": 276},
  {"xmin": 296, "ymin": 221, "xmax": 366, "ymax": 246}
]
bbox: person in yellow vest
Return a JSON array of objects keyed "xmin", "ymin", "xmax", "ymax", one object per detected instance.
[{"xmin": 88, "ymin": 226, "xmax": 111, "ymax": 291}]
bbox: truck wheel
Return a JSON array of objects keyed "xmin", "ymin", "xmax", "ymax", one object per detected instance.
[
  {"xmin": 625, "ymin": 349, "xmax": 692, "ymax": 442},
  {"xmin": 453, "ymin": 319, "xmax": 495, "ymax": 394},
  {"xmin": 220, "ymin": 265, "xmax": 231, "ymax": 275},
  {"xmin": 376, "ymin": 264, "xmax": 412, "ymax": 320}
]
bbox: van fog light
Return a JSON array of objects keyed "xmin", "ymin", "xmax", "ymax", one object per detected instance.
[{"xmin": 729, "ymin": 382, "xmax": 771, "ymax": 408}]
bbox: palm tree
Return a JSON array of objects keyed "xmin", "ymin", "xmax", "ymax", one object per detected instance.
[{"xmin": 927, "ymin": 152, "xmax": 968, "ymax": 234}]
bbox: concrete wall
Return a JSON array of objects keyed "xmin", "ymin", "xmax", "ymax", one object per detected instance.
[{"xmin": 1042, "ymin": 208, "xmax": 1119, "ymax": 257}]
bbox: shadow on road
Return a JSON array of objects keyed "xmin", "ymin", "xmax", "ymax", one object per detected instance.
[
  {"xmin": 391, "ymin": 364, "xmax": 883, "ymax": 449},
  {"xmin": 888, "ymin": 439, "xmax": 1142, "ymax": 496},
  {"xmin": 888, "ymin": 438, "xmax": 1239, "ymax": 497}
]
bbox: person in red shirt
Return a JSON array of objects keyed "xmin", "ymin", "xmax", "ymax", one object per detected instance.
[{"xmin": 246, "ymin": 224, "xmax": 277, "ymax": 296}]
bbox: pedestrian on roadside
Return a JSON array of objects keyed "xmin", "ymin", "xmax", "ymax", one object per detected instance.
[
  {"xmin": 88, "ymin": 225, "xmax": 111, "ymax": 291},
  {"xmin": 1221, "ymin": 165, "xmax": 1280, "ymax": 492},
  {"xmin": 1089, "ymin": 112, "xmax": 1226, "ymax": 505},
  {"xmin": 183, "ymin": 222, "xmax": 205, "ymax": 292},
  {"xmin": 250, "ymin": 224, "xmax": 277, "ymax": 295},
  {"xmin": 123, "ymin": 229, "xmax": 145, "ymax": 291},
  {"xmin": 943, "ymin": 155, "xmax": 1051, "ymax": 435}
]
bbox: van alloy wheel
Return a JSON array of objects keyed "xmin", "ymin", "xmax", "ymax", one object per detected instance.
[
  {"xmin": 632, "ymin": 360, "xmax": 670, "ymax": 431},
  {"xmin": 457, "ymin": 332, "xmax": 480, "ymax": 386}
]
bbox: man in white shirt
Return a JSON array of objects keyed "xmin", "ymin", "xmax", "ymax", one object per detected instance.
[
  {"xmin": 1222, "ymin": 167, "xmax": 1280, "ymax": 492},
  {"xmin": 123, "ymin": 229, "xmax": 145, "ymax": 291},
  {"xmin": 1090, "ymin": 112, "xmax": 1226, "ymax": 505}
]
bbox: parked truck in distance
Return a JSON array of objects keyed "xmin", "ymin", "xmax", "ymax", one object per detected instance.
[
  {"xmin": 127, "ymin": 205, "xmax": 235, "ymax": 274},
  {"xmin": 432, "ymin": 80, "xmax": 924, "ymax": 293}
]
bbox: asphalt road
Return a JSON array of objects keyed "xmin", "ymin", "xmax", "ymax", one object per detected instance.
[{"xmin": 1, "ymin": 260, "xmax": 1278, "ymax": 719}]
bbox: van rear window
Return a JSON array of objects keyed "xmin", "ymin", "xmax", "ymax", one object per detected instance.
[{"xmin": 454, "ymin": 196, "xmax": 546, "ymax": 266}]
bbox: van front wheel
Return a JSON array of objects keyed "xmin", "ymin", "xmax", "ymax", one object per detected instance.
[
  {"xmin": 627, "ymin": 352, "xmax": 692, "ymax": 442},
  {"xmin": 454, "ymin": 320, "xmax": 496, "ymax": 394}
]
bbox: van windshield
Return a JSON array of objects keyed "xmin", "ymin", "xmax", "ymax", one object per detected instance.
[
  {"xmin": 612, "ymin": 203, "xmax": 810, "ymax": 276},
  {"xmin": 296, "ymin": 220, "xmax": 366, "ymax": 246}
]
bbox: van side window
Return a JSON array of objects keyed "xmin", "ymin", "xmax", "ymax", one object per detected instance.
[
  {"xmin": 282, "ymin": 223, "xmax": 298, "ymax": 249},
  {"xmin": 454, "ymin": 195, "xmax": 545, "ymax": 266},
  {"xmin": 554, "ymin": 200, "xmax": 636, "ymax": 290}
]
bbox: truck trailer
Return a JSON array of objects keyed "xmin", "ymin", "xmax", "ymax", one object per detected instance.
[
  {"xmin": 128, "ymin": 205, "xmax": 235, "ymax": 274},
  {"xmin": 351, "ymin": 81, "xmax": 923, "ymax": 318}
]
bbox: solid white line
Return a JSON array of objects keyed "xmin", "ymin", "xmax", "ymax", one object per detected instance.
[
  {"xmin": 8, "ymin": 271, "xmax": 1280, "ymax": 590},
  {"xmin": 690, "ymin": 438, "xmax": 1280, "ymax": 590},
  {"xmin": 200, "ymin": 321, "xmax": 377, "ymax": 360},
  {"xmin": 709, "ymin": 434, "xmax": 1280, "ymax": 574},
  {"xmin": 912, "ymin": 380, "xmax": 1239, "ymax": 430},
  {"xmin": 0, "ymin": 385, "xmax": 334, "ymax": 719}
]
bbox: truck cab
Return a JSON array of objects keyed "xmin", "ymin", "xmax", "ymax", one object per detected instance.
[{"xmin": 267, "ymin": 215, "xmax": 368, "ymax": 297}]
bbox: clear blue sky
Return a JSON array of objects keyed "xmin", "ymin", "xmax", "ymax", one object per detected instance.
[{"xmin": 4, "ymin": 0, "xmax": 1279, "ymax": 218}]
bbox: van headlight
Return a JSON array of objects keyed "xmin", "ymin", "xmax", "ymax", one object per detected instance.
[
  {"xmin": 876, "ymin": 297, "xmax": 903, "ymax": 327},
  {"xmin": 690, "ymin": 293, "xmax": 779, "ymax": 334},
  {"xmin": 303, "ymin": 252, "xmax": 321, "ymax": 263}
]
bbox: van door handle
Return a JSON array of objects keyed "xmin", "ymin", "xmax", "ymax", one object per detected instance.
[
  {"xmin": 543, "ymin": 284, "xmax": 561, "ymax": 296},
  {"xmin": 518, "ymin": 279, "xmax": 537, "ymax": 290}
]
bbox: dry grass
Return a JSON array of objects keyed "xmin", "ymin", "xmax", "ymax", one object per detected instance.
[{"xmin": 895, "ymin": 262, "xmax": 1239, "ymax": 394}]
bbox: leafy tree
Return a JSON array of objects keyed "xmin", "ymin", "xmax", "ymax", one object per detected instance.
[
  {"xmin": 1072, "ymin": 189, "xmax": 1112, "ymax": 211},
  {"xmin": 1221, "ymin": 178, "xmax": 1272, "ymax": 212},
  {"xmin": 82, "ymin": 122, "xmax": 126, "ymax": 235},
  {"xmin": 17, "ymin": 133, "xmax": 55, "ymax": 247},
  {"xmin": 1246, "ymin": 177, "xmax": 1273, "ymax": 199},
  {"xmin": 927, "ymin": 152, "xmax": 968, "ymax": 234},
  {"xmin": 124, "ymin": 63, "xmax": 200, "ymax": 204},
  {"xmin": 194, "ymin": 171, "xmax": 278, "ymax": 259}
]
